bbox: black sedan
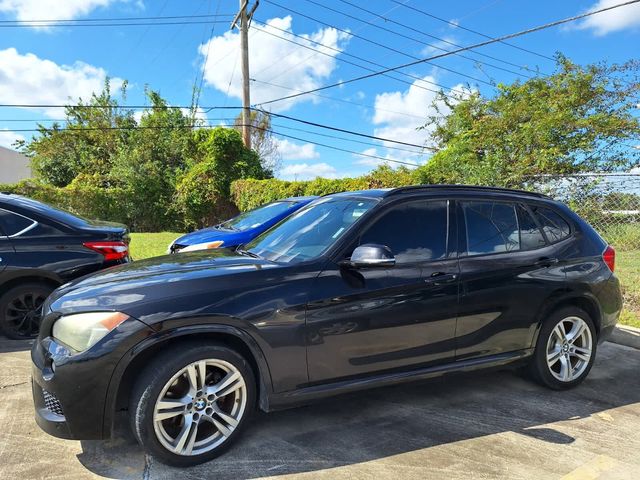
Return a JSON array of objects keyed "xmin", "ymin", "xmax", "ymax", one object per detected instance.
[
  {"xmin": 31, "ymin": 186, "xmax": 622, "ymax": 467},
  {"xmin": 0, "ymin": 193, "xmax": 130, "ymax": 339}
]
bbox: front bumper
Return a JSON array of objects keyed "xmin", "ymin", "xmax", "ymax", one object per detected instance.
[{"xmin": 32, "ymin": 376, "xmax": 74, "ymax": 439}]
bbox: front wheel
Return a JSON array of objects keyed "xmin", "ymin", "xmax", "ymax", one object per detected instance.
[
  {"xmin": 129, "ymin": 342, "xmax": 256, "ymax": 467},
  {"xmin": 530, "ymin": 307, "xmax": 597, "ymax": 390}
]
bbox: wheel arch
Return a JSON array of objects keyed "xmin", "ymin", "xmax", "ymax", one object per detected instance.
[
  {"xmin": 105, "ymin": 324, "xmax": 274, "ymax": 439},
  {"xmin": 531, "ymin": 292, "xmax": 603, "ymax": 348},
  {"xmin": 0, "ymin": 273, "xmax": 62, "ymax": 295}
]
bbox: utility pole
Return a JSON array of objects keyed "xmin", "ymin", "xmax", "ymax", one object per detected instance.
[{"xmin": 231, "ymin": 0, "xmax": 259, "ymax": 150}]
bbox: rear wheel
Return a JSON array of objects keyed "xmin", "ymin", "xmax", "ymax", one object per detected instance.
[
  {"xmin": 129, "ymin": 342, "xmax": 256, "ymax": 467},
  {"xmin": 530, "ymin": 307, "xmax": 597, "ymax": 389},
  {"xmin": 0, "ymin": 283, "xmax": 53, "ymax": 339}
]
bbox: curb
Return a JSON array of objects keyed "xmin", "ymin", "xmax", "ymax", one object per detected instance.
[{"xmin": 607, "ymin": 325, "xmax": 640, "ymax": 350}]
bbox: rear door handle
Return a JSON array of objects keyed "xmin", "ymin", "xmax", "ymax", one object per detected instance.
[
  {"xmin": 425, "ymin": 272, "xmax": 458, "ymax": 285},
  {"xmin": 535, "ymin": 257, "xmax": 559, "ymax": 267}
]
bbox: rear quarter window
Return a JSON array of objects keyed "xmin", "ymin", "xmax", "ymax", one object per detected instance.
[
  {"xmin": 0, "ymin": 208, "xmax": 36, "ymax": 237},
  {"xmin": 530, "ymin": 205, "xmax": 571, "ymax": 243}
]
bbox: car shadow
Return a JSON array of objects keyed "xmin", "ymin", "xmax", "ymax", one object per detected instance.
[
  {"xmin": 76, "ymin": 343, "xmax": 640, "ymax": 479},
  {"xmin": 0, "ymin": 337, "xmax": 33, "ymax": 353}
]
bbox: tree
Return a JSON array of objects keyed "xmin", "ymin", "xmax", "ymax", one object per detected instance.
[
  {"xmin": 415, "ymin": 58, "xmax": 640, "ymax": 187},
  {"xmin": 176, "ymin": 127, "xmax": 272, "ymax": 229},
  {"xmin": 22, "ymin": 79, "xmax": 135, "ymax": 187},
  {"xmin": 234, "ymin": 110, "xmax": 280, "ymax": 174}
]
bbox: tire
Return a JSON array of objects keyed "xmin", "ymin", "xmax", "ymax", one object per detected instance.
[
  {"xmin": 129, "ymin": 342, "xmax": 256, "ymax": 467},
  {"xmin": 0, "ymin": 283, "xmax": 53, "ymax": 340},
  {"xmin": 530, "ymin": 306, "xmax": 597, "ymax": 390}
]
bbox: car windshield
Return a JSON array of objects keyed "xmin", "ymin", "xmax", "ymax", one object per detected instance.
[
  {"xmin": 245, "ymin": 197, "xmax": 378, "ymax": 263},
  {"xmin": 219, "ymin": 201, "xmax": 298, "ymax": 232}
]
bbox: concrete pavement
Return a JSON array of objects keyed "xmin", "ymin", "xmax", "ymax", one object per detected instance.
[{"xmin": 1, "ymin": 338, "xmax": 639, "ymax": 479}]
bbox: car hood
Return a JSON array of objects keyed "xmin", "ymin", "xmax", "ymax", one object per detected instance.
[
  {"xmin": 47, "ymin": 250, "xmax": 278, "ymax": 315},
  {"xmin": 173, "ymin": 227, "xmax": 253, "ymax": 247}
]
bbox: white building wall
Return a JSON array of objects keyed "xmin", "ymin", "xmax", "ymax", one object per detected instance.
[{"xmin": 0, "ymin": 146, "xmax": 31, "ymax": 184}]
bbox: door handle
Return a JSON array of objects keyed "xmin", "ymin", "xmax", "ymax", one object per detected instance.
[
  {"xmin": 424, "ymin": 272, "xmax": 458, "ymax": 285},
  {"xmin": 534, "ymin": 257, "xmax": 559, "ymax": 267}
]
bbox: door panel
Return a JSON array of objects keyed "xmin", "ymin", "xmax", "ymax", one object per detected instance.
[
  {"xmin": 454, "ymin": 200, "xmax": 566, "ymax": 360},
  {"xmin": 305, "ymin": 198, "xmax": 459, "ymax": 383}
]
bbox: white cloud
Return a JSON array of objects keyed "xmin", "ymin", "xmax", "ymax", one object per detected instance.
[
  {"xmin": 275, "ymin": 138, "xmax": 319, "ymax": 160},
  {"xmin": 0, "ymin": 129, "xmax": 25, "ymax": 149},
  {"xmin": 199, "ymin": 16, "xmax": 350, "ymax": 111},
  {"xmin": 0, "ymin": 48, "xmax": 124, "ymax": 117},
  {"xmin": 280, "ymin": 162, "xmax": 337, "ymax": 180},
  {"xmin": 576, "ymin": 0, "xmax": 640, "ymax": 35},
  {"xmin": 0, "ymin": 0, "xmax": 132, "ymax": 22},
  {"xmin": 420, "ymin": 37, "xmax": 457, "ymax": 56}
]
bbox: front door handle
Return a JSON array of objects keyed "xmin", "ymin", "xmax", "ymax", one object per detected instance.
[{"xmin": 425, "ymin": 272, "xmax": 458, "ymax": 285}]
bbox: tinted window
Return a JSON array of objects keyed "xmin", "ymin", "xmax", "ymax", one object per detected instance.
[
  {"xmin": 517, "ymin": 205, "xmax": 546, "ymax": 250},
  {"xmin": 359, "ymin": 201, "xmax": 448, "ymax": 263},
  {"xmin": 246, "ymin": 197, "xmax": 377, "ymax": 263},
  {"xmin": 220, "ymin": 201, "xmax": 298, "ymax": 232},
  {"xmin": 531, "ymin": 206, "xmax": 571, "ymax": 243},
  {"xmin": 0, "ymin": 209, "xmax": 36, "ymax": 236},
  {"xmin": 463, "ymin": 201, "xmax": 519, "ymax": 255}
]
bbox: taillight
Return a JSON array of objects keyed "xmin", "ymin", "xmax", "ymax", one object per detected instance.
[
  {"xmin": 602, "ymin": 245, "xmax": 615, "ymax": 273},
  {"xmin": 83, "ymin": 241, "xmax": 129, "ymax": 262}
]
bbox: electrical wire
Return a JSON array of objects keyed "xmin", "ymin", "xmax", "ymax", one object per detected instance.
[{"xmin": 258, "ymin": 0, "xmax": 640, "ymax": 106}]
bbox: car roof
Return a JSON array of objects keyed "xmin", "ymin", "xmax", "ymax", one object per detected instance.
[{"xmin": 384, "ymin": 184, "xmax": 551, "ymax": 199}]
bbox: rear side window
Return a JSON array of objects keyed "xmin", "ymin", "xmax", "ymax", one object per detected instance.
[
  {"xmin": 359, "ymin": 200, "xmax": 448, "ymax": 263},
  {"xmin": 517, "ymin": 205, "xmax": 546, "ymax": 250},
  {"xmin": 531, "ymin": 206, "xmax": 571, "ymax": 243},
  {"xmin": 462, "ymin": 201, "xmax": 520, "ymax": 255},
  {"xmin": 0, "ymin": 209, "xmax": 36, "ymax": 237}
]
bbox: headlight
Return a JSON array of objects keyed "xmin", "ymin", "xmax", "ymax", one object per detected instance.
[
  {"xmin": 166, "ymin": 240, "xmax": 176, "ymax": 254},
  {"xmin": 179, "ymin": 240, "xmax": 224, "ymax": 253},
  {"xmin": 52, "ymin": 312, "xmax": 129, "ymax": 352}
]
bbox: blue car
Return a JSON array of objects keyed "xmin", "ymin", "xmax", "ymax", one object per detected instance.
[{"xmin": 168, "ymin": 196, "xmax": 318, "ymax": 253}]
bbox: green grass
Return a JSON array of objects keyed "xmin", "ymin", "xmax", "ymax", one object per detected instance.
[
  {"xmin": 128, "ymin": 233, "xmax": 640, "ymax": 328},
  {"xmin": 616, "ymin": 250, "xmax": 640, "ymax": 328},
  {"xmin": 129, "ymin": 232, "xmax": 182, "ymax": 260}
]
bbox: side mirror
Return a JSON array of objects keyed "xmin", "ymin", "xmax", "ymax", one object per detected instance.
[{"xmin": 346, "ymin": 244, "xmax": 395, "ymax": 268}]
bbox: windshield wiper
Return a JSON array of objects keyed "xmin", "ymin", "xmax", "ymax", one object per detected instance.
[{"xmin": 236, "ymin": 248, "xmax": 261, "ymax": 259}]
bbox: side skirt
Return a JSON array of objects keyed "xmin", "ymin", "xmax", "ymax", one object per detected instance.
[{"xmin": 266, "ymin": 349, "xmax": 533, "ymax": 411}]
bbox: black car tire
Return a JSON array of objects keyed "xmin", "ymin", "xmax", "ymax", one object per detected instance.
[
  {"xmin": 0, "ymin": 282, "xmax": 53, "ymax": 340},
  {"xmin": 129, "ymin": 342, "xmax": 256, "ymax": 467},
  {"xmin": 530, "ymin": 306, "xmax": 597, "ymax": 390}
]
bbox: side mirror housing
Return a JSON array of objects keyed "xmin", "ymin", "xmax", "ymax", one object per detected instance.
[{"xmin": 345, "ymin": 244, "xmax": 395, "ymax": 268}]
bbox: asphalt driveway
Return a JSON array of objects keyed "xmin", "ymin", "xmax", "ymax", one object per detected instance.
[{"xmin": 1, "ymin": 338, "xmax": 639, "ymax": 479}]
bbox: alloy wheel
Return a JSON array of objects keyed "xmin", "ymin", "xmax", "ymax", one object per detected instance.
[
  {"xmin": 545, "ymin": 316, "xmax": 593, "ymax": 382},
  {"xmin": 3, "ymin": 291, "xmax": 47, "ymax": 338},
  {"xmin": 152, "ymin": 359, "xmax": 248, "ymax": 456}
]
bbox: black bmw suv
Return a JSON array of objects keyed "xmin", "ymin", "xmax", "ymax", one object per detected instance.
[
  {"xmin": 0, "ymin": 193, "xmax": 130, "ymax": 339},
  {"xmin": 31, "ymin": 186, "xmax": 622, "ymax": 467}
]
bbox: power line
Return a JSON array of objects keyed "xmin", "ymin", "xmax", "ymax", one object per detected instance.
[
  {"xmin": 0, "ymin": 13, "xmax": 234, "ymax": 24},
  {"xmin": 256, "ymin": 3, "xmax": 496, "ymax": 88},
  {"xmin": 0, "ymin": 103, "xmax": 428, "ymax": 151},
  {"xmin": 251, "ymin": 20, "xmax": 469, "ymax": 97},
  {"xmin": 0, "ymin": 123, "xmax": 423, "ymax": 167},
  {"xmin": 0, "ymin": 19, "xmax": 232, "ymax": 28},
  {"xmin": 193, "ymin": 0, "xmax": 222, "ymax": 111},
  {"xmin": 250, "ymin": 78, "xmax": 427, "ymax": 120},
  {"xmin": 388, "ymin": 0, "xmax": 555, "ymax": 62},
  {"xmin": 331, "ymin": 0, "xmax": 547, "ymax": 75},
  {"xmin": 277, "ymin": 0, "xmax": 538, "ymax": 79},
  {"xmin": 258, "ymin": 0, "xmax": 640, "ymax": 106}
]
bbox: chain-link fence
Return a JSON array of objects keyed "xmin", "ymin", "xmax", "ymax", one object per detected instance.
[{"xmin": 528, "ymin": 173, "xmax": 640, "ymax": 323}]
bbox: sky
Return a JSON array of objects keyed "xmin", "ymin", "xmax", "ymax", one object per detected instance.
[{"xmin": 0, "ymin": 0, "xmax": 639, "ymax": 180}]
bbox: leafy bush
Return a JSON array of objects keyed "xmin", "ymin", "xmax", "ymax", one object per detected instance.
[{"xmin": 231, "ymin": 165, "xmax": 419, "ymax": 211}]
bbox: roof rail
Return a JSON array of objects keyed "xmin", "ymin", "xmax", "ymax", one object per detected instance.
[{"xmin": 386, "ymin": 184, "xmax": 552, "ymax": 199}]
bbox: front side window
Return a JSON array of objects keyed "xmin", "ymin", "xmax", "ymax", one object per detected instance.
[
  {"xmin": 246, "ymin": 197, "xmax": 377, "ymax": 263},
  {"xmin": 463, "ymin": 201, "xmax": 520, "ymax": 255},
  {"xmin": 531, "ymin": 206, "xmax": 571, "ymax": 243},
  {"xmin": 220, "ymin": 201, "xmax": 298, "ymax": 232},
  {"xmin": 0, "ymin": 209, "xmax": 36, "ymax": 237},
  {"xmin": 359, "ymin": 200, "xmax": 448, "ymax": 263}
]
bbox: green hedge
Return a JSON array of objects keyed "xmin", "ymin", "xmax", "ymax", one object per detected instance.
[{"xmin": 231, "ymin": 166, "xmax": 419, "ymax": 211}]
